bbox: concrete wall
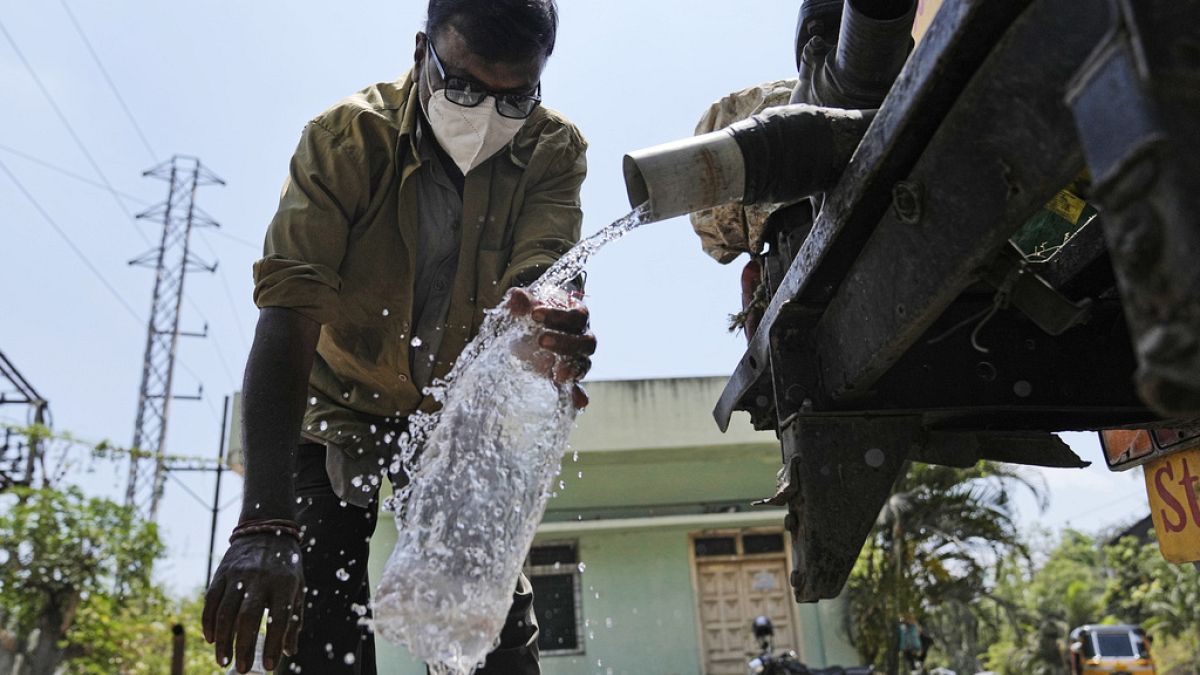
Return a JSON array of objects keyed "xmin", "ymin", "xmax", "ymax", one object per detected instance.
[
  {"xmin": 569, "ymin": 377, "xmax": 776, "ymax": 454},
  {"xmin": 535, "ymin": 525, "xmax": 706, "ymax": 675}
]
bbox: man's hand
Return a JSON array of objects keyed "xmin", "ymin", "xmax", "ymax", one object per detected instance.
[
  {"xmin": 506, "ymin": 288, "xmax": 596, "ymax": 408},
  {"xmin": 202, "ymin": 535, "xmax": 305, "ymax": 673}
]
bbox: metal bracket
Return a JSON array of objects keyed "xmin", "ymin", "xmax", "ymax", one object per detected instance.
[{"xmin": 981, "ymin": 244, "xmax": 1093, "ymax": 338}]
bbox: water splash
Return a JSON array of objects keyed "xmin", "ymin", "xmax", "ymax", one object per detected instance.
[{"xmin": 373, "ymin": 205, "xmax": 650, "ymax": 674}]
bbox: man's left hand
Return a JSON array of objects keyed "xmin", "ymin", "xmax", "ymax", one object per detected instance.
[{"xmin": 506, "ymin": 288, "xmax": 595, "ymax": 408}]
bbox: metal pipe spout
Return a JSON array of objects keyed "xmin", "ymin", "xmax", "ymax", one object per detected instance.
[{"xmin": 623, "ymin": 104, "xmax": 876, "ymax": 223}]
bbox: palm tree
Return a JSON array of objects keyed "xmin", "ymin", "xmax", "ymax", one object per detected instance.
[{"xmin": 846, "ymin": 461, "xmax": 1047, "ymax": 674}]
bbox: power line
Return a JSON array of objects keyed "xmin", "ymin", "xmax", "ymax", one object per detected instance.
[
  {"xmin": 210, "ymin": 228, "xmax": 261, "ymax": 252},
  {"xmin": 216, "ymin": 268, "xmax": 252, "ymax": 352},
  {"xmin": 1, "ymin": 152, "xmax": 218, "ymax": 418},
  {"xmin": 1060, "ymin": 489, "xmax": 1147, "ymax": 526},
  {"xmin": 178, "ymin": 296, "xmax": 241, "ymax": 392},
  {"xmin": 8, "ymin": 146, "xmax": 260, "ymax": 372},
  {"xmin": 57, "ymin": 0, "xmax": 157, "ymax": 162},
  {"xmin": 0, "ymin": 17, "xmax": 151, "ymax": 247},
  {"xmin": 0, "ymin": 143, "xmax": 150, "ymax": 208},
  {"xmin": 0, "ymin": 157, "xmax": 144, "ymax": 325},
  {"xmin": 10, "ymin": 145, "xmax": 261, "ymax": 362},
  {"xmin": 1, "ymin": 158, "xmax": 217, "ymax": 447},
  {"xmin": 195, "ymin": 232, "xmax": 252, "ymax": 351},
  {"xmin": 166, "ymin": 466, "xmax": 211, "ymax": 509}
]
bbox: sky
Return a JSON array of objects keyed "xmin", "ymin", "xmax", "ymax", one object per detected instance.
[{"xmin": 0, "ymin": 1, "xmax": 1151, "ymax": 595}]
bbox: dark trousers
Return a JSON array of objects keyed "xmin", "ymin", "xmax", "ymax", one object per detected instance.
[{"xmin": 275, "ymin": 444, "xmax": 540, "ymax": 675}]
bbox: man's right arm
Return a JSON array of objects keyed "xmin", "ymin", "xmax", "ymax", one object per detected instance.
[
  {"xmin": 201, "ymin": 307, "xmax": 319, "ymax": 673},
  {"xmin": 203, "ymin": 114, "xmax": 366, "ymax": 673},
  {"xmin": 239, "ymin": 307, "xmax": 321, "ymax": 522}
]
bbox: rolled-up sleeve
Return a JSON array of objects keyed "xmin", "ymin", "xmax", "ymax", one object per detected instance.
[
  {"xmin": 501, "ymin": 129, "xmax": 587, "ymax": 290},
  {"xmin": 252, "ymin": 119, "xmax": 367, "ymax": 325}
]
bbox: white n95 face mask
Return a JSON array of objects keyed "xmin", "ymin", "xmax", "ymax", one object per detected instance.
[{"xmin": 422, "ymin": 79, "xmax": 527, "ymax": 176}]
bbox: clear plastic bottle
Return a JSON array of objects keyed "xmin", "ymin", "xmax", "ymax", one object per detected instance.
[
  {"xmin": 225, "ymin": 633, "xmax": 267, "ymax": 674},
  {"xmin": 373, "ymin": 289, "xmax": 578, "ymax": 673}
]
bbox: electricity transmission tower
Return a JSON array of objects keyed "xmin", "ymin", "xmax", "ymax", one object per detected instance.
[
  {"xmin": 0, "ymin": 349, "xmax": 49, "ymax": 490},
  {"xmin": 126, "ymin": 155, "xmax": 223, "ymax": 521}
]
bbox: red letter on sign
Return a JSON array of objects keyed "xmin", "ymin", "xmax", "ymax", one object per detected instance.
[
  {"xmin": 1156, "ymin": 463, "xmax": 1187, "ymax": 533},
  {"xmin": 1179, "ymin": 457, "xmax": 1200, "ymax": 528}
]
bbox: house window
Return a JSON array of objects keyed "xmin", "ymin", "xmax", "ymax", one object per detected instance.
[
  {"xmin": 742, "ymin": 533, "xmax": 785, "ymax": 555},
  {"xmin": 694, "ymin": 535, "xmax": 738, "ymax": 557},
  {"xmin": 525, "ymin": 540, "xmax": 585, "ymax": 655}
]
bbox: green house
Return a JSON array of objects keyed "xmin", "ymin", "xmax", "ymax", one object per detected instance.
[{"xmin": 369, "ymin": 376, "xmax": 859, "ymax": 674}]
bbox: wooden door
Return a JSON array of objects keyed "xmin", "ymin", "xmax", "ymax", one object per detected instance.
[{"xmin": 695, "ymin": 551, "xmax": 799, "ymax": 674}]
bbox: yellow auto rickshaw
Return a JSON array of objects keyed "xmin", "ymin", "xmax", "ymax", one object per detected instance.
[{"xmin": 1069, "ymin": 624, "xmax": 1156, "ymax": 675}]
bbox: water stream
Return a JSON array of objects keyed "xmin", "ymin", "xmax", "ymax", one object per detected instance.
[{"xmin": 373, "ymin": 205, "xmax": 651, "ymax": 674}]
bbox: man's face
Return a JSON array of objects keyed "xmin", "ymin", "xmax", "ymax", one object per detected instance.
[{"xmin": 413, "ymin": 23, "xmax": 547, "ymax": 115}]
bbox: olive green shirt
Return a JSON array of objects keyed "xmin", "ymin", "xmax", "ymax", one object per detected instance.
[{"xmin": 252, "ymin": 71, "xmax": 587, "ymax": 505}]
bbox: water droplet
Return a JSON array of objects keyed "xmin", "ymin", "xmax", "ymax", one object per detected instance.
[
  {"xmin": 382, "ymin": 308, "xmax": 390, "ymax": 317},
  {"xmin": 291, "ymin": 553, "xmax": 300, "ymax": 563},
  {"xmin": 309, "ymin": 396, "xmax": 317, "ymax": 405},
  {"xmin": 411, "ymin": 336, "xmax": 423, "ymax": 348},
  {"xmin": 577, "ymin": 562, "xmax": 587, "ymax": 573},
  {"xmin": 605, "ymin": 617, "xmax": 613, "ymax": 629},
  {"xmin": 319, "ymin": 420, "xmax": 329, "ymax": 431}
]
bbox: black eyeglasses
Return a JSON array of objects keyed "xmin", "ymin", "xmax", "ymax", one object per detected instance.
[{"xmin": 426, "ymin": 40, "xmax": 542, "ymax": 120}]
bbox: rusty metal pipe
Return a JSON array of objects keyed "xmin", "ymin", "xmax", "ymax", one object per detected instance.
[{"xmin": 623, "ymin": 104, "xmax": 875, "ymax": 223}]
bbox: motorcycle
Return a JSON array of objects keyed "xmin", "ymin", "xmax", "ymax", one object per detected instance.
[{"xmin": 747, "ymin": 616, "xmax": 876, "ymax": 675}]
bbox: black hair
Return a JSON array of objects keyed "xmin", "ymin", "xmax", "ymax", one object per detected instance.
[{"xmin": 426, "ymin": 0, "xmax": 558, "ymax": 62}]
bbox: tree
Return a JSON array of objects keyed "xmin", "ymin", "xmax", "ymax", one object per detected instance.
[
  {"xmin": 984, "ymin": 529, "xmax": 1200, "ymax": 675},
  {"xmin": 1104, "ymin": 537, "xmax": 1200, "ymax": 675},
  {"xmin": 0, "ymin": 426, "xmax": 222, "ymax": 674},
  {"xmin": 0, "ymin": 486, "xmax": 161, "ymax": 673},
  {"xmin": 985, "ymin": 530, "xmax": 1107, "ymax": 675},
  {"xmin": 846, "ymin": 461, "xmax": 1045, "ymax": 674}
]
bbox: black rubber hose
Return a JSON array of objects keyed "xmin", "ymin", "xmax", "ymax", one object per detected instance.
[
  {"xmin": 729, "ymin": 105, "xmax": 876, "ymax": 206},
  {"xmin": 835, "ymin": 0, "xmax": 917, "ymax": 92}
]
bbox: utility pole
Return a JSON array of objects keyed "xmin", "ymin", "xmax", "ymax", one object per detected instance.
[
  {"xmin": 0, "ymin": 349, "xmax": 50, "ymax": 490},
  {"xmin": 205, "ymin": 394, "xmax": 230, "ymax": 589},
  {"xmin": 126, "ymin": 155, "xmax": 223, "ymax": 521}
]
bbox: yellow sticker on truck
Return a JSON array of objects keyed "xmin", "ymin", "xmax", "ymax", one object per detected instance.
[{"xmin": 1144, "ymin": 447, "xmax": 1200, "ymax": 564}]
